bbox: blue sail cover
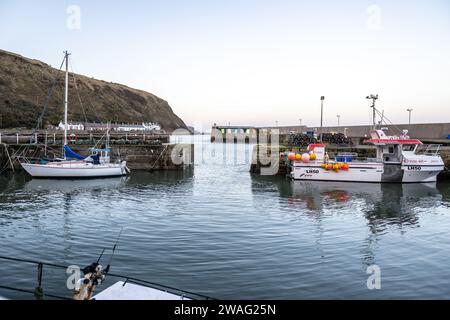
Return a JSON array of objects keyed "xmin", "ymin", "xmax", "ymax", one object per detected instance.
[{"xmin": 64, "ymin": 145, "xmax": 86, "ymax": 160}]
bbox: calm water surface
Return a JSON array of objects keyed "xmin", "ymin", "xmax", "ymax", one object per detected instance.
[{"xmin": 0, "ymin": 136, "xmax": 450, "ymax": 299}]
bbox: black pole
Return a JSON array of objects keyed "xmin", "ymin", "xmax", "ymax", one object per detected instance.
[{"xmin": 34, "ymin": 263, "xmax": 44, "ymax": 300}]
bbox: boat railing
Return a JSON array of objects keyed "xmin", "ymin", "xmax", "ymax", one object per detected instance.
[
  {"xmin": 16, "ymin": 156, "xmax": 62, "ymax": 165},
  {"xmin": 415, "ymin": 144, "xmax": 441, "ymax": 156},
  {"xmin": 0, "ymin": 255, "xmax": 214, "ymax": 300},
  {"xmin": 365, "ymin": 157, "xmax": 383, "ymax": 163}
]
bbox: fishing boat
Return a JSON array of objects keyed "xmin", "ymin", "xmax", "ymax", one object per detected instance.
[
  {"xmin": 19, "ymin": 51, "xmax": 129, "ymax": 178},
  {"xmin": 289, "ymin": 97, "xmax": 444, "ymax": 183}
]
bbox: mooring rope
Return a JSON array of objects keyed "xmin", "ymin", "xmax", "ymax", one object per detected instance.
[
  {"xmin": 1, "ymin": 143, "xmax": 14, "ymax": 172},
  {"xmin": 150, "ymin": 145, "xmax": 168, "ymax": 170},
  {"xmin": 0, "ymin": 144, "xmax": 29, "ymax": 174}
]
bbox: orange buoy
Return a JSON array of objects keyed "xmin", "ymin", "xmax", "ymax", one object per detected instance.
[
  {"xmin": 320, "ymin": 163, "xmax": 326, "ymax": 169},
  {"xmin": 309, "ymin": 152, "xmax": 317, "ymax": 161},
  {"xmin": 295, "ymin": 153, "xmax": 302, "ymax": 161},
  {"xmin": 288, "ymin": 153, "xmax": 295, "ymax": 161},
  {"xmin": 327, "ymin": 163, "xmax": 333, "ymax": 170}
]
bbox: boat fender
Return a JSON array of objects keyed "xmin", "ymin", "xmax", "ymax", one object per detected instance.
[{"xmin": 301, "ymin": 153, "xmax": 310, "ymax": 162}]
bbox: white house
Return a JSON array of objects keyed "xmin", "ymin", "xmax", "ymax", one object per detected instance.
[
  {"xmin": 115, "ymin": 122, "xmax": 161, "ymax": 132},
  {"xmin": 58, "ymin": 121, "xmax": 85, "ymax": 131}
]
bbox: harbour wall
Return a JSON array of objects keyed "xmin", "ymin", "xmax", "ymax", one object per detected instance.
[
  {"xmin": 212, "ymin": 123, "xmax": 450, "ymax": 141},
  {"xmin": 0, "ymin": 143, "xmax": 194, "ymax": 172}
]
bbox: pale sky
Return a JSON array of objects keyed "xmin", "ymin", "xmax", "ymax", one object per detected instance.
[{"xmin": 1, "ymin": 0, "xmax": 449, "ymax": 130}]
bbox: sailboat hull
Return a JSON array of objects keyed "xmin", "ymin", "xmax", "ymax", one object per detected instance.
[{"xmin": 20, "ymin": 162, "xmax": 126, "ymax": 178}]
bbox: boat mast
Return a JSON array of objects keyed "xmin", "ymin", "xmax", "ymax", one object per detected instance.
[
  {"xmin": 366, "ymin": 94, "xmax": 379, "ymax": 130},
  {"xmin": 64, "ymin": 51, "xmax": 70, "ymax": 149}
]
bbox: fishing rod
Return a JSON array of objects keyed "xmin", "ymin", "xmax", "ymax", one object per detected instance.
[
  {"xmin": 96, "ymin": 248, "xmax": 106, "ymax": 264},
  {"xmin": 104, "ymin": 227, "xmax": 123, "ymax": 274},
  {"xmin": 74, "ymin": 228, "xmax": 124, "ymax": 300}
]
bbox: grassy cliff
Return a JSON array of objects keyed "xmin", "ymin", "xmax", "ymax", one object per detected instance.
[{"xmin": 0, "ymin": 49, "xmax": 187, "ymax": 131}]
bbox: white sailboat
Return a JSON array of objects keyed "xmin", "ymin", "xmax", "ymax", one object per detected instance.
[{"xmin": 20, "ymin": 51, "xmax": 129, "ymax": 178}]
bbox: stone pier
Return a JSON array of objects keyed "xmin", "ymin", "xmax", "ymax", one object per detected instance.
[{"xmin": 0, "ymin": 143, "xmax": 194, "ymax": 172}]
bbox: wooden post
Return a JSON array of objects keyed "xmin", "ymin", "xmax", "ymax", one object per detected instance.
[
  {"xmin": 16, "ymin": 133, "xmax": 19, "ymax": 144},
  {"xmin": 53, "ymin": 133, "xmax": 56, "ymax": 145},
  {"xmin": 256, "ymin": 128, "xmax": 260, "ymax": 165}
]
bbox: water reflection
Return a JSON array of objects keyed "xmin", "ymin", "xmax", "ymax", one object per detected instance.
[
  {"xmin": 252, "ymin": 176, "xmax": 444, "ymax": 233},
  {"xmin": 24, "ymin": 176, "xmax": 128, "ymax": 192}
]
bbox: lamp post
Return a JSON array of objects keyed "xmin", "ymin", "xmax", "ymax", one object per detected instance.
[
  {"xmin": 320, "ymin": 96, "xmax": 325, "ymax": 142},
  {"xmin": 337, "ymin": 114, "xmax": 340, "ymax": 126},
  {"xmin": 299, "ymin": 118, "xmax": 302, "ymax": 126},
  {"xmin": 407, "ymin": 108, "xmax": 413, "ymax": 133},
  {"xmin": 275, "ymin": 120, "xmax": 278, "ymax": 127}
]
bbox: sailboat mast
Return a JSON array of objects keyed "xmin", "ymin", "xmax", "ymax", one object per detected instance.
[{"xmin": 64, "ymin": 51, "xmax": 69, "ymax": 147}]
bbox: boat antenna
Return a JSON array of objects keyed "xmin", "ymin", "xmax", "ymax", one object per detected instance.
[
  {"xmin": 366, "ymin": 94, "xmax": 378, "ymax": 130},
  {"xmin": 104, "ymin": 227, "xmax": 123, "ymax": 274}
]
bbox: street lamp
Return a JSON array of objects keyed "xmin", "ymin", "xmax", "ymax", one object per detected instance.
[
  {"xmin": 275, "ymin": 120, "xmax": 279, "ymax": 127},
  {"xmin": 320, "ymin": 96, "xmax": 325, "ymax": 142},
  {"xmin": 337, "ymin": 114, "xmax": 340, "ymax": 126},
  {"xmin": 407, "ymin": 108, "xmax": 413, "ymax": 133},
  {"xmin": 299, "ymin": 118, "xmax": 302, "ymax": 126}
]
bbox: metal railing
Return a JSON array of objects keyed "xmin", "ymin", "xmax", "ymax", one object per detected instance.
[
  {"xmin": 0, "ymin": 255, "xmax": 214, "ymax": 300},
  {"xmin": 415, "ymin": 144, "xmax": 441, "ymax": 156},
  {"xmin": 0, "ymin": 131, "xmax": 169, "ymax": 146}
]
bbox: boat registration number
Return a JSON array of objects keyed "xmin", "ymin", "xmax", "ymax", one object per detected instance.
[
  {"xmin": 407, "ymin": 166, "xmax": 421, "ymax": 171},
  {"xmin": 306, "ymin": 169, "xmax": 320, "ymax": 174}
]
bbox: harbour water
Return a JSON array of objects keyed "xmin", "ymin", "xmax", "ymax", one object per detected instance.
[{"xmin": 0, "ymin": 135, "xmax": 450, "ymax": 299}]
